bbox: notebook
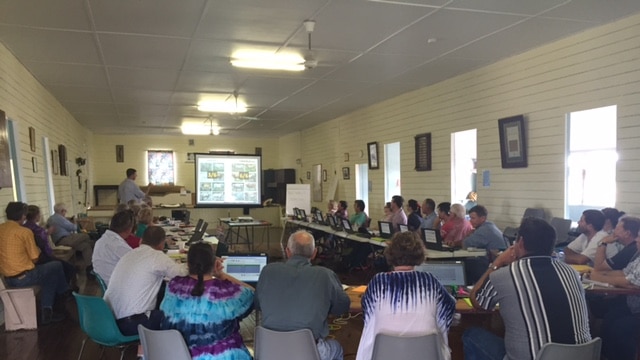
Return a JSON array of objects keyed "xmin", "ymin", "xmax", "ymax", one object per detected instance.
[
  {"xmin": 415, "ymin": 261, "xmax": 467, "ymax": 287},
  {"xmin": 221, "ymin": 253, "xmax": 269, "ymax": 285},
  {"xmin": 378, "ymin": 221, "xmax": 394, "ymax": 239}
]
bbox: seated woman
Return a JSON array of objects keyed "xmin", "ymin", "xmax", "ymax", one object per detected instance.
[
  {"xmin": 161, "ymin": 243, "xmax": 254, "ymax": 360},
  {"xmin": 406, "ymin": 199, "xmax": 424, "ymax": 232},
  {"xmin": 355, "ymin": 232, "xmax": 456, "ymax": 360},
  {"xmin": 23, "ymin": 205, "xmax": 77, "ymax": 287},
  {"xmin": 135, "ymin": 207, "xmax": 154, "ymax": 238},
  {"xmin": 383, "ymin": 202, "xmax": 393, "ymax": 222},
  {"xmin": 440, "ymin": 203, "xmax": 473, "ymax": 247}
]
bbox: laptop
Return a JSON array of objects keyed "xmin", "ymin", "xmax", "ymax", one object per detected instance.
[
  {"xmin": 378, "ymin": 221, "xmax": 394, "ymax": 239},
  {"xmin": 298, "ymin": 208, "xmax": 307, "ymax": 221},
  {"xmin": 324, "ymin": 214, "xmax": 340, "ymax": 231},
  {"xmin": 398, "ymin": 224, "xmax": 409, "ymax": 232},
  {"xmin": 221, "ymin": 253, "xmax": 268, "ymax": 286},
  {"xmin": 415, "ymin": 261, "xmax": 467, "ymax": 289},
  {"xmin": 422, "ymin": 228, "xmax": 458, "ymax": 251},
  {"xmin": 186, "ymin": 221, "xmax": 208, "ymax": 245},
  {"xmin": 315, "ymin": 210, "xmax": 327, "ymax": 225},
  {"xmin": 341, "ymin": 218, "xmax": 357, "ymax": 234}
]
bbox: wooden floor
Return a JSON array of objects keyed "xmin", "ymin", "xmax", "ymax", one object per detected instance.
[{"xmin": 0, "ymin": 229, "xmax": 500, "ymax": 360}]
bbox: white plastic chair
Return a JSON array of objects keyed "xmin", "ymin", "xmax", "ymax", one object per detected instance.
[
  {"xmin": 254, "ymin": 326, "xmax": 320, "ymax": 360},
  {"xmin": 535, "ymin": 337, "xmax": 601, "ymax": 360},
  {"xmin": 372, "ymin": 333, "xmax": 445, "ymax": 360},
  {"xmin": 0, "ymin": 276, "xmax": 39, "ymax": 330},
  {"xmin": 137, "ymin": 325, "xmax": 191, "ymax": 360}
]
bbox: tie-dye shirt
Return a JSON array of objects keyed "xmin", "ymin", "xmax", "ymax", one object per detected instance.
[
  {"xmin": 161, "ymin": 276, "xmax": 254, "ymax": 360},
  {"xmin": 356, "ymin": 270, "xmax": 456, "ymax": 360}
]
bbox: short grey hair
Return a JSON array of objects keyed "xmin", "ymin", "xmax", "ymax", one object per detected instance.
[
  {"xmin": 287, "ymin": 230, "xmax": 315, "ymax": 258},
  {"xmin": 450, "ymin": 203, "xmax": 466, "ymax": 218},
  {"xmin": 53, "ymin": 203, "xmax": 66, "ymax": 214}
]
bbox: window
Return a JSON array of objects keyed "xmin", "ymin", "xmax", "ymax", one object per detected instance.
[
  {"xmin": 355, "ymin": 163, "xmax": 369, "ymax": 210},
  {"xmin": 147, "ymin": 150, "xmax": 175, "ymax": 185},
  {"xmin": 451, "ymin": 129, "xmax": 477, "ymax": 205},
  {"xmin": 384, "ymin": 142, "xmax": 401, "ymax": 202},
  {"xmin": 566, "ymin": 105, "xmax": 617, "ymax": 219}
]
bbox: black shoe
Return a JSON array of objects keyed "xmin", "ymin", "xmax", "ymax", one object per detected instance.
[{"xmin": 41, "ymin": 308, "xmax": 65, "ymax": 325}]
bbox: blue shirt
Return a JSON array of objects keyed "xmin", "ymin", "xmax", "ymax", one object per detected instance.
[
  {"xmin": 463, "ymin": 220, "xmax": 507, "ymax": 250},
  {"xmin": 46, "ymin": 213, "xmax": 77, "ymax": 242},
  {"xmin": 118, "ymin": 178, "xmax": 145, "ymax": 204}
]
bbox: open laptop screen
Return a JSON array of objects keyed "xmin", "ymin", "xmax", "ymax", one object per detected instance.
[
  {"xmin": 423, "ymin": 228, "xmax": 440, "ymax": 245},
  {"xmin": 415, "ymin": 261, "xmax": 466, "ymax": 286},
  {"xmin": 221, "ymin": 254, "xmax": 268, "ymax": 283},
  {"xmin": 378, "ymin": 221, "xmax": 393, "ymax": 236},
  {"xmin": 398, "ymin": 224, "xmax": 408, "ymax": 232},
  {"xmin": 342, "ymin": 218, "xmax": 353, "ymax": 231}
]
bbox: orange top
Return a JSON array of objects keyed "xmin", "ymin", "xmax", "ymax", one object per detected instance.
[{"xmin": 0, "ymin": 221, "xmax": 40, "ymax": 277}]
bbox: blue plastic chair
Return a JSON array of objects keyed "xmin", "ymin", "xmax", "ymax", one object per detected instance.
[
  {"xmin": 91, "ymin": 271, "xmax": 108, "ymax": 295},
  {"xmin": 73, "ymin": 292, "xmax": 139, "ymax": 360}
]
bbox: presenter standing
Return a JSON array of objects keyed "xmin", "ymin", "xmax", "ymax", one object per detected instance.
[{"xmin": 118, "ymin": 168, "xmax": 152, "ymax": 204}]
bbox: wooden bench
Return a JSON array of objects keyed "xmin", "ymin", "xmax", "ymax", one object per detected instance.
[{"xmin": 0, "ymin": 275, "xmax": 40, "ymax": 330}]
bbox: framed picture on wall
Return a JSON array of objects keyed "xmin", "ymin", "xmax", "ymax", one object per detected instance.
[
  {"xmin": 51, "ymin": 150, "xmax": 59, "ymax": 175},
  {"xmin": 342, "ymin": 167, "xmax": 350, "ymax": 180},
  {"xmin": 367, "ymin": 141, "xmax": 379, "ymax": 169},
  {"xmin": 498, "ymin": 115, "xmax": 527, "ymax": 168}
]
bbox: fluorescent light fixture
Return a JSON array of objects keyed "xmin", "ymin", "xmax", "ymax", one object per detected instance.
[
  {"xmin": 181, "ymin": 122, "xmax": 222, "ymax": 136},
  {"xmin": 197, "ymin": 101, "xmax": 247, "ymax": 113},
  {"xmin": 181, "ymin": 123, "xmax": 209, "ymax": 135},
  {"xmin": 231, "ymin": 51, "xmax": 305, "ymax": 71}
]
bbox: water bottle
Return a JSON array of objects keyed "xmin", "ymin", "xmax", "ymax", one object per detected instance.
[{"xmin": 557, "ymin": 250, "xmax": 565, "ymax": 263}]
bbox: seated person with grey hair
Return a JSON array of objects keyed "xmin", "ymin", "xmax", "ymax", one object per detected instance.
[
  {"xmin": 46, "ymin": 202, "xmax": 94, "ymax": 274},
  {"xmin": 256, "ymin": 230, "xmax": 350, "ymax": 360}
]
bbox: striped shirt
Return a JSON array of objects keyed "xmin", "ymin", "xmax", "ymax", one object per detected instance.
[{"xmin": 476, "ymin": 256, "xmax": 591, "ymax": 360}]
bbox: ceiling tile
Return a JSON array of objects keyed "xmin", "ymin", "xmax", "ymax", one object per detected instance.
[
  {"xmin": 23, "ymin": 61, "xmax": 108, "ymax": 88},
  {"xmin": 112, "ymin": 89, "xmax": 173, "ymax": 105},
  {"xmin": 541, "ymin": 0, "xmax": 640, "ymax": 23},
  {"xmin": 175, "ymin": 71, "xmax": 238, "ymax": 93},
  {"xmin": 0, "ymin": 0, "xmax": 90, "ymax": 30},
  {"xmin": 89, "ymin": 0, "xmax": 206, "ymax": 37},
  {"xmin": 445, "ymin": 0, "xmax": 567, "ymax": 15},
  {"xmin": 99, "ymin": 33, "xmax": 191, "ymax": 69},
  {"xmin": 45, "ymin": 85, "xmax": 113, "ymax": 104},
  {"xmin": 390, "ymin": 56, "xmax": 492, "ymax": 86},
  {"xmin": 0, "ymin": 25, "xmax": 100, "ymax": 64},
  {"xmin": 107, "ymin": 67, "xmax": 180, "ymax": 91},
  {"xmin": 273, "ymin": 79, "xmax": 373, "ymax": 111},
  {"xmin": 62, "ymin": 102, "xmax": 118, "ymax": 116},
  {"xmin": 324, "ymin": 53, "xmax": 427, "ymax": 82},
  {"xmin": 116, "ymin": 104, "xmax": 169, "ymax": 117}
]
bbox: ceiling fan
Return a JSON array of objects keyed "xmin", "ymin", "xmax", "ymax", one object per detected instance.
[{"xmin": 301, "ymin": 20, "xmax": 318, "ymax": 70}]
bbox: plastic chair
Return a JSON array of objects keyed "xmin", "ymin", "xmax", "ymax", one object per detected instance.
[
  {"xmin": 371, "ymin": 333, "xmax": 445, "ymax": 360},
  {"xmin": 138, "ymin": 325, "xmax": 191, "ymax": 360},
  {"xmin": 73, "ymin": 292, "xmax": 139, "ymax": 360},
  {"xmin": 91, "ymin": 271, "xmax": 108, "ymax": 295},
  {"xmin": 535, "ymin": 337, "xmax": 601, "ymax": 360},
  {"xmin": 254, "ymin": 326, "xmax": 320, "ymax": 360},
  {"xmin": 523, "ymin": 208, "xmax": 546, "ymax": 220}
]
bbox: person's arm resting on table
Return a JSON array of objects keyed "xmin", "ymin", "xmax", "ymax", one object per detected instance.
[
  {"xmin": 563, "ymin": 247, "xmax": 591, "ymax": 265},
  {"xmin": 590, "ymin": 270, "xmax": 640, "ymax": 289},
  {"xmin": 470, "ymin": 246, "xmax": 516, "ymax": 310}
]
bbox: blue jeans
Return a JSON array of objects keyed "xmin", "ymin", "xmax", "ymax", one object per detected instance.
[
  {"xmin": 463, "ymin": 327, "xmax": 506, "ymax": 360},
  {"xmin": 317, "ymin": 338, "xmax": 343, "ymax": 360},
  {"xmin": 5, "ymin": 261, "xmax": 69, "ymax": 309}
]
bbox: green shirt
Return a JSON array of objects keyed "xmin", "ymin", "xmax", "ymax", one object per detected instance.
[{"xmin": 349, "ymin": 212, "xmax": 368, "ymax": 228}]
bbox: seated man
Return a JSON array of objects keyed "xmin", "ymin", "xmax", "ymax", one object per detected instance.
[
  {"xmin": 564, "ymin": 209, "xmax": 617, "ymax": 265},
  {"xmin": 104, "ymin": 226, "xmax": 187, "ymax": 336},
  {"xmin": 0, "ymin": 202, "xmax": 69, "ymax": 324},
  {"xmin": 463, "ymin": 217, "xmax": 591, "ymax": 360},
  {"xmin": 47, "ymin": 202, "xmax": 94, "ymax": 272},
  {"xmin": 349, "ymin": 200, "xmax": 368, "ymax": 229},
  {"xmin": 593, "ymin": 215, "xmax": 640, "ymax": 271},
  {"xmin": 421, "ymin": 198, "xmax": 438, "ymax": 229},
  {"xmin": 256, "ymin": 231, "xmax": 350, "ymax": 360},
  {"xmin": 92, "ymin": 210, "xmax": 135, "ymax": 286},
  {"xmin": 463, "ymin": 205, "xmax": 506, "ymax": 251},
  {"xmin": 589, "ymin": 234, "xmax": 640, "ymax": 360}
]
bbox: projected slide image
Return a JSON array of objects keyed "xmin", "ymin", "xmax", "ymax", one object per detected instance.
[
  {"xmin": 194, "ymin": 154, "xmax": 262, "ymax": 207},
  {"xmin": 244, "ymin": 192, "xmax": 257, "ymax": 203},
  {"xmin": 233, "ymin": 192, "xmax": 245, "ymax": 201},
  {"xmin": 245, "ymin": 183, "xmax": 256, "ymax": 191},
  {"xmin": 212, "ymin": 183, "xmax": 224, "ymax": 191},
  {"xmin": 232, "ymin": 183, "xmax": 244, "ymax": 192},
  {"xmin": 200, "ymin": 182, "xmax": 212, "ymax": 191}
]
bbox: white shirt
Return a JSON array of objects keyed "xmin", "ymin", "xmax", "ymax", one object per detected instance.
[
  {"xmin": 567, "ymin": 231, "xmax": 619, "ymax": 264},
  {"xmin": 92, "ymin": 230, "xmax": 132, "ymax": 286},
  {"xmin": 104, "ymin": 244, "xmax": 187, "ymax": 319}
]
